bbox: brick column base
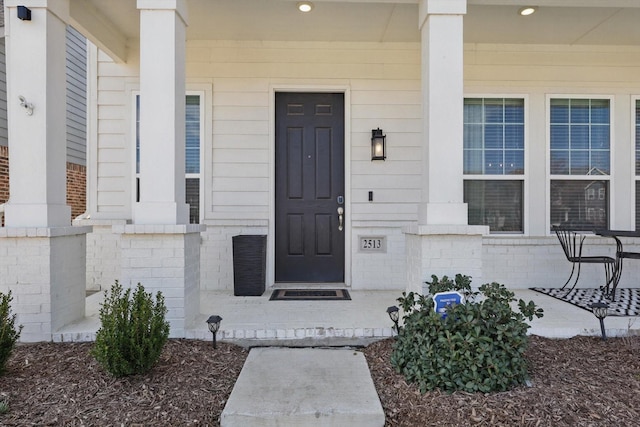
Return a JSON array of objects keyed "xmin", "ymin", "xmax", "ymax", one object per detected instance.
[
  {"xmin": 116, "ymin": 224, "xmax": 205, "ymax": 338},
  {"xmin": 404, "ymin": 225, "xmax": 489, "ymax": 294},
  {"xmin": 0, "ymin": 226, "xmax": 92, "ymax": 342}
]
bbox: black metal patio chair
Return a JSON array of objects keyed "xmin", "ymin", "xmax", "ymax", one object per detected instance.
[{"xmin": 552, "ymin": 225, "xmax": 616, "ymax": 295}]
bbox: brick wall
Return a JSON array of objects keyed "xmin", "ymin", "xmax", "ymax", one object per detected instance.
[
  {"xmin": 66, "ymin": 162, "xmax": 86, "ymax": 220},
  {"xmin": 0, "ymin": 146, "xmax": 7, "ymax": 227},
  {"xmin": 117, "ymin": 224, "xmax": 204, "ymax": 338},
  {"xmin": 0, "ymin": 147, "xmax": 86, "ymax": 222},
  {"xmin": 0, "ymin": 146, "xmax": 8, "ymax": 205}
]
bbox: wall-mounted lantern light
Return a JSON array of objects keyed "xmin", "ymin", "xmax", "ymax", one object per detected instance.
[
  {"xmin": 18, "ymin": 6, "xmax": 32, "ymax": 21},
  {"xmin": 18, "ymin": 96, "xmax": 34, "ymax": 116},
  {"xmin": 371, "ymin": 128, "xmax": 386, "ymax": 161}
]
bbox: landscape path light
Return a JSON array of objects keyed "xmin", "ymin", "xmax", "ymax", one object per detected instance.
[
  {"xmin": 589, "ymin": 302, "xmax": 609, "ymax": 341},
  {"xmin": 206, "ymin": 315, "xmax": 223, "ymax": 348},
  {"xmin": 386, "ymin": 305, "xmax": 400, "ymax": 335}
]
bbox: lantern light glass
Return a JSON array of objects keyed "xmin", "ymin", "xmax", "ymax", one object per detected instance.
[
  {"xmin": 386, "ymin": 305, "xmax": 400, "ymax": 334},
  {"xmin": 206, "ymin": 315, "xmax": 223, "ymax": 348},
  {"xmin": 371, "ymin": 128, "xmax": 386, "ymax": 161},
  {"xmin": 589, "ymin": 302, "xmax": 608, "ymax": 341}
]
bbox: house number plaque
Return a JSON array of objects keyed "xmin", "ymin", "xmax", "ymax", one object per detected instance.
[{"xmin": 359, "ymin": 236, "xmax": 386, "ymax": 253}]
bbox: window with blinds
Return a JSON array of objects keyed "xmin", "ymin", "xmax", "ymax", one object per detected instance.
[
  {"xmin": 463, "ymin": 98, "xmax": 525, "ymax": 233},
  {"xmin": 636, "ymin": 184, "xmax": 640, "ymax": 232},
  {"xmin": 550, "ymin": 98, "xmax": 610, "ymax": 231},
  {"xmin": 464, "ymin": 180, "xmax": 523, "ymax": 233},
  {"xmin": 550, "ymin": 99, "xmax": 610, "ymax": 175},
  {"xmin": 185, "ymin": 95, "xmax": 201, "ymax": 224},
  {"xmin": 136, "ymin": 94, "xmax": 202, "ymax": 224}
]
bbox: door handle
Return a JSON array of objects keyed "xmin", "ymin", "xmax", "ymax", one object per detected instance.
[{"xmin": 337, "ymin": 207, "xmax": 344, "ymax": 231}]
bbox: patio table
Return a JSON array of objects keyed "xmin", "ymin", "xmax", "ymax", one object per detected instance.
[{"xmin": 594, "ymin": 229, "xmax": 640, "ymax": 300}]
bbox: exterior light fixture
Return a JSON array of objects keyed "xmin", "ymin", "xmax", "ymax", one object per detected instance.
[
  {"xmin": 18, "ymin": 96, "xmax": 34, "ymax": 116},
  {"xmin": 17, "ymin": 6, "xmax": 32, "ymax": 21},
  {"xmin": 371, "ymin": 128, "xmax": 386, "ymax": 161},
  {"xmin": 518, "ymin": 6, "xmax": 537, "ymax": 16},
  {"xmin": 297, "ymin": 2, "xmax": 314, "ymax": 13},
  {"xmin": 386, "ymin": 305, "xmax": 400, "ymax": 334},
  {"xmin": 206, "ymin": 315, "xmax": 223, "ymax": 348},
  {"xmin": 589, "ymin": 302, "xmax": 608, "ymax": 341}
]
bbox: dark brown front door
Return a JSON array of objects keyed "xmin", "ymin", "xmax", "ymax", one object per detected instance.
[{"xmin": 275, "ymin": 92, "xmax": 345, "ymax": 283}]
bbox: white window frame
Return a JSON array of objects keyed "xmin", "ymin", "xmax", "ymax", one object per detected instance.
[
  {"xmin": 546, "ymin": 94, "xmax": 614, "ymax": 232},
  {"xmin": 462, "ymin": 94, "xmax": 529, "ymax": 235},
  {"xmin": 131, "ymin": 89, "xmax": 206, "ymax": 223},
  {"xmin": 633, "ymin": 96, "xmax": 640, "ymax": 230}
]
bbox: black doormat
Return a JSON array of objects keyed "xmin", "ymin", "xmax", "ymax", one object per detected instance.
[
  {"xmin": 269, "ymin": 289, "xmax": 351, "ymax": 301},
  {"xmin": 530, "ymin": 287, "xmax": 640, "ymax": 316}
]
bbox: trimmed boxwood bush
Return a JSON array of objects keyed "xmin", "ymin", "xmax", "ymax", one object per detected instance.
[
  {"xmin": 91, "ymin": 281, "xmax": 170, "ymax": 377},
  {"xmin": 0, "ymin": 290, "xmax": 22, "ymax": 375},
  {"xmin": 390, "ymin": 275, "xmax": 543, "ymax": 394}
]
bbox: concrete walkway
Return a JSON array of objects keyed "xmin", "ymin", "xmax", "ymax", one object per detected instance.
[{"xmin": 220, "ymin": 347, "xmax": 385, "ymax": 427}]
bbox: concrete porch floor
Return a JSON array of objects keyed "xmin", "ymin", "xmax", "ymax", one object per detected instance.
[{"xmin": 53, "ymin": 288, "xmax": 640, "ymax": 344}]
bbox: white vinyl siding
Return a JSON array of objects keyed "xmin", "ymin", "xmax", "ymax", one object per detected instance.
[
  {"xmin": 205, "ymin": 42, "xmax": 421, "ymax": 223},
  {"xmin": 94, "ymin": 41, "xmax": 640, "ymax": 233},
  {"xmin": 0, "ymin": 28, "xmax": 87, "ymax": 157},
  {"xmin": 95, "ymin": 41, "xmax": 420, "ymax": 221}
]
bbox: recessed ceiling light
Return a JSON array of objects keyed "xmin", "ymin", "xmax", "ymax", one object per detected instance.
[
  {"xmin": 297, "ymin": 2, "xmax": 314, "ymax": 13},
  {"xmin": 519, "ymin": 6, "xmax": 537, "ymax": 16}
]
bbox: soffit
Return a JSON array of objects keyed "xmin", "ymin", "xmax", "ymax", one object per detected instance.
[{"xmin": 77, "ymin": 0, "xmax": 640, "ymax": 48}]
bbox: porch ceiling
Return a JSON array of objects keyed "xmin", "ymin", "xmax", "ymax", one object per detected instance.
[{"xmin": 72, "ymin": 0, "xmax": 640, "ymax": 62}]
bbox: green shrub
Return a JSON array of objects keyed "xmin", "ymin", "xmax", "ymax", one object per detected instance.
[
  {"xmin": 91, "ymin": 281, "xmax": 170, "ymax": 377},
  {"xmin": 0, "ymin": 290, "xmax": 22, "ymax": 375},
  {"xmin": 391, "ymin": 275, "xmax": 543, "ymax": 394},
  {"xmin": 424, "ymin": 273, "xmax": 472, "ymax": 298}
]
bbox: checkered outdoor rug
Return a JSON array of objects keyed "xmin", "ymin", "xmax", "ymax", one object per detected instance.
[{"xmin": 530, "ymin": 287, "xmax": 640, "ymax": 316}]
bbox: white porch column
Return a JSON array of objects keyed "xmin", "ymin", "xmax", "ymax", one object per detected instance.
[
  {"xmin": 405, "ymin": 0, "xmax": 488, "ymax": 294},
  {"xmin": 418, "ymin": 0, "xmax": 467, "ymax": 226},
  {"xmin": 0, "ymin": 0, "xmax": 91, "ymax": 342},
  {"xmin": 3, "ymin": 0, "xmax": 71, "ymax": 227},
  {"xmin": 120, "ymin": 1, "xmax": 202, "ymax": 339},
  {"xmin": 135, "ymin": 0, "xmax": 189, "ymax": 225}
]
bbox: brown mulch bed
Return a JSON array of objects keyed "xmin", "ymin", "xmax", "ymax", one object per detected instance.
[
  {"xmin": 0, "ymin": 340, "xmax": 248, "ymax": 426},
  {"xmin": 364, "ymin": 335, "xmax": 640, "ymax": 427},
  {"xmin": 0, "ymin": 335, "xmax": 639, "ymax": 426}
]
